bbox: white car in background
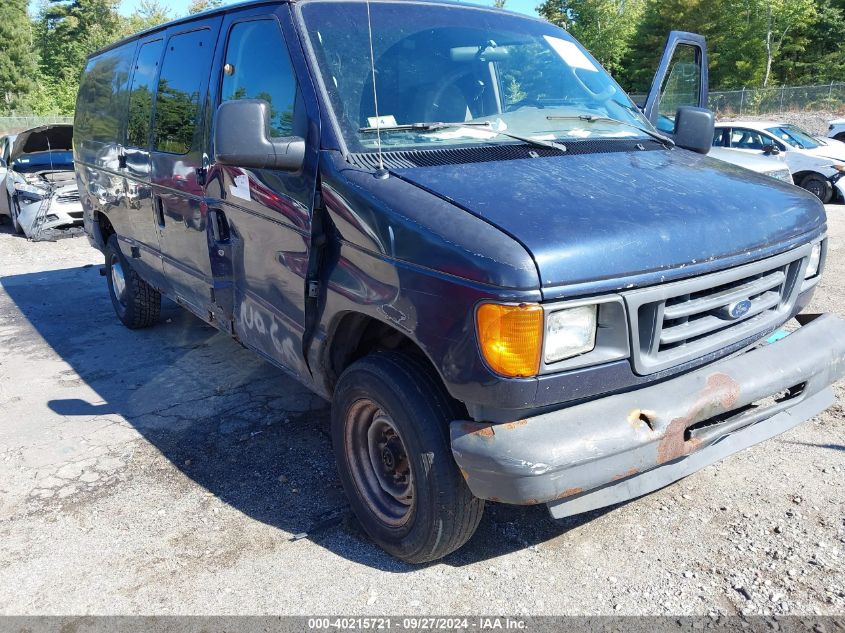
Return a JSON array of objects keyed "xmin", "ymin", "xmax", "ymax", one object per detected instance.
[
  {"xmin": 714, "ymin": 121, "xmax": 845, "ymax": 203},
  {"xmin": 827, "ymin": 119, "xmax": 845, "ymax": 142},
  {"xmin": 708, "ymin": 146, "xmax": 793, "ymax": 184},
  {"xmin": 1, "ymin": 125, "xmax": 83, "ymax": 239}
]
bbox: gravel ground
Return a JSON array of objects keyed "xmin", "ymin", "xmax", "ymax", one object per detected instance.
[{"xmin": 0, "ymin": 210, "xmax": 843, "ymax": 617}]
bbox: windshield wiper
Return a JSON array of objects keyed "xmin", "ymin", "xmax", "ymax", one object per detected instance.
[
  {"xmin": 545, "ymin": 114, "xmax": 675, "ymax": 147},
  {"xmin": 358, "ymin": 121, "xmax": 567, "ymax": 153}
]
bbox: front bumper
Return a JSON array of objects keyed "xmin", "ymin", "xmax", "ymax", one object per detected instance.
[
  {"xmin": 450, "ymin": 314, "xmax": 845, "ymax": 518},
  {"xmin": 17, "ymin": 197, "xmax": 83, "ymax": 238}
]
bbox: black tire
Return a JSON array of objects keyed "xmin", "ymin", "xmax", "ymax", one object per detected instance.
[
  {"xmin": 105, "ymin": 233, "xmax": 161, "ymax": 329},
  {"xmin": 11, "ymin": 198, "xmax": 23, "ymax": 235},
  {"xmin": 800, "ymin": 173, "xmax": 833, "ymax": 204},
  {"xmin": 331, "ymin": 352, "xmax": 484, "ymax": 563}
]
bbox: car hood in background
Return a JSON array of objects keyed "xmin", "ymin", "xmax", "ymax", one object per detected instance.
[
  {"xmin": 394, "ymin": 148, "xmax": 824, "ymax": 291},
  {"xmin": 10, "ymin": 125, "xmax": 73, "ymax": 163}
]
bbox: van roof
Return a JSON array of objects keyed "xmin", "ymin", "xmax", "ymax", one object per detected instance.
[{"xmin": 88, "ymin": 0, "xmax": 541, "ymax": 58}]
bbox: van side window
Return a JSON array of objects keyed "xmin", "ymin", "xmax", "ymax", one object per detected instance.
[
  {"xmin": 154, "ymin": 29, "xmax": 211, "ymax": 154},
  {"xmin": 221, "ymin": 19, "xmax": 299, "ymax": 138},
  {"xmin": 76, "ymin": 43, "xmax": 134, "ymax": 143},
  {"xmin": 127, "ymin": 39, "xmax": 164, "ymax": 148}
]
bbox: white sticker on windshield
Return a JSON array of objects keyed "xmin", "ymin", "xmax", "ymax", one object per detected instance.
[
  {"xmin": 230, "ymin": 174, "xmax": 251, "ymax": 201},
  {"xmin": 543, "ymin": 36, "xmax": 598, "ymax": 72}
]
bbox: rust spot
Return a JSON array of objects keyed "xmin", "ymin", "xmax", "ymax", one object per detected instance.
[
  {"xmin": 461, "ymin": 422, "xmax": 495, "ymax": 438},
  {"xmin": 502, "ymin": 419, "xmax": 529, "ymax": 431},
  {"xmin": 459, "ymin": 468, "xmax": 470, "ymax": 481},
  {"xmin": 556, "ymin": 487, "xmax": 584, "ymax": 499},
  {"xmin": 656, "ymin": 372, "xmax": 740, "ymax": 464},
  {"xmin": 612, "ymin": 468, "xmax": 639, "ymax": 481}
]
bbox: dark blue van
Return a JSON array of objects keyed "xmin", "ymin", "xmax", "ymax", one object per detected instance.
[{"xmin": 74, "ymin": 0, "xmax": 845, "ymax": 562}]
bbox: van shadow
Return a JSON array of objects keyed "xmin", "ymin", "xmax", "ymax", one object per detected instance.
[{"xmin": 1, "ymin": 261, "xmax": 598, "ymax": 571}]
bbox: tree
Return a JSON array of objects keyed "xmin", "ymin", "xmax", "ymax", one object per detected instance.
[
  {"xmin": 537, "ymin": 0, "xmax": 645, "ymax": 77},
  {"xmin": 188, "ymin": 0, "xmax": 224, "ymax": 14},
  {"xmin": 121, "ymin": 0, "xmax": 172, "ymax": 35},
  {"xmin": 758, "ymin": 0, "xmax": 816, "ymax": 86},
  {"xmin": 493, "ymin": 0, "xmax": 507, "ymax": 8},
  {"xmin": 0, "ymin": 0, "xmax": 40, "ymax": 112}
]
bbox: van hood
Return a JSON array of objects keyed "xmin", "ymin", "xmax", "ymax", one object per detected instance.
[
  {"xmin": 393, "ymin": 147, "xmax": 825, "ymax": 291},
  {"xmin": 10, "ymin": 125, "xmax": 73, "ymax": 163}
]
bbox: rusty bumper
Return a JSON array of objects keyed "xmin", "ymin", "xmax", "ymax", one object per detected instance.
[{"xmin": 450, "ymin": 314, "xmax": 845, "ymax": 518}]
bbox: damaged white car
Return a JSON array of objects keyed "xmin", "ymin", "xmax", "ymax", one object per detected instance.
[{"xmin": 0, "ymin": 125, "xmax": 83, "ymax": 240}]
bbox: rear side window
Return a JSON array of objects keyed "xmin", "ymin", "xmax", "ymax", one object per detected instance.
[
  {"xmin": 221, "ymin": 19, "xmax": 299, "ymax": 138},
  {"xmin": 154, "ymin": 29, "xmax": 211, "ymax": 154},
  {"xmin": 76, "ymin": 44, "xmax": 134, "ymax": 142},
  {"xmin": 127, "ymin": 39, "xmax": 164, "ymax": 148}
]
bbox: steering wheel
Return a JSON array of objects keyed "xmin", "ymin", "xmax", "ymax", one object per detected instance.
[
  {"xmin": 567, "ymin": 66, "xmax": 617, "ymax": 102},
  {"xmin": 423, "ymin": 68, "xmax": 475, "ymax": 121}
]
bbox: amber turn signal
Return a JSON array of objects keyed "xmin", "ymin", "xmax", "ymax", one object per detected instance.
[{"xmin": 476, "ymin": 303, "xmax": 544, "ymax": 378}]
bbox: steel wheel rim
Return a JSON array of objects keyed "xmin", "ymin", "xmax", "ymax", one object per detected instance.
[
  {"xmin": 807, "ymin": 180, "xmax": 826, "ymax": 199},
  {"xmin": 110, "ymin": 254, "xmax": 127, "ymax": 306},
  {"xmin": 345, "ymin": 398, "xmax": 415, "ymax": 527}
]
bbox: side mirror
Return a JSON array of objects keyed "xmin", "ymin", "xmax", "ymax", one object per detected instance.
[
  {"xmin": 762, "ymin": 144, "xmax": 781, "ymax": 156},
  {"xmin": 673, "ymin": 106, "xmax": 714, "ymax": 154},
  {"xmin": 214, "ymin": 99, "xmax": 305, "ymax": 172}
]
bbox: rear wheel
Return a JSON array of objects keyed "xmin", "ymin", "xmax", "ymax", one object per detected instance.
[
  {"xmin": 331, "ymin": 352, "xmax": 484, "ymax": 563},
  {"xmin": 800, "ymin": 173, "xmax": 833, "ymax": 203},
  {"xmin": 105, "ymin": 233, "xmax": 161, "ymax": 329}
]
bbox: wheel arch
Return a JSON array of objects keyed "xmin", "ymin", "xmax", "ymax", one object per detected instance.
[{"xmin": 322, "ymin": 311, "xmax": 453, "ymax": 402}]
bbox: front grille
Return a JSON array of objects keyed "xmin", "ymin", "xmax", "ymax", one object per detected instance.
[
  {"xmin": 56, "ymin": 192, "xmax": 80, "ymax": 204},
  {"xmin": 625, "ymin": 246, "xmax": 809, "ymax": 375}
]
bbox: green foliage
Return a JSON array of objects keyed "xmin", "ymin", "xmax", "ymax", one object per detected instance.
[
  {"xmin": 0, "ymin": 0, "xmax": 40, "ymax": 111},
  {"xmin": 188, "ymin": 0, "xmax": 225, "ymax": 14}
]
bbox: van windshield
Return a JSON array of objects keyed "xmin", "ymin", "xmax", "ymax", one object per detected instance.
[{"xmin": 299, "ymin": 1, "xmax": 654, "ymax": 153}]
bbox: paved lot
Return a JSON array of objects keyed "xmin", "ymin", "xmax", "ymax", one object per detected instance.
[{"xmin": 0, "ymin": 210, "xmax": 843, "ymax": 616}]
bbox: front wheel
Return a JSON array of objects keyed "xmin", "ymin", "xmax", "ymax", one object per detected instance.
[
  {"xmin": 105, "ymin": 233, "xmax": 161, "ymax": 329},
  {"xmin": 800, "ymin": 173, "xmax": 833, "ymax": 203},
  {"xmin": 331, "ymin": 352, "xmax": 484, "ymax": 563},
  {"xmin": 10, "ymin": 197, "xmax": 23, "ymax": 235}
]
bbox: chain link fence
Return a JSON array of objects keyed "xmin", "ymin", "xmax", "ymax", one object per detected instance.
[
  {"xmin": 0, "ymin": 116, "xmax": 73, "ymax": 136},
  {"xmin": 632, "ymin": 82, "xmax": 845, "ymax": 118}
]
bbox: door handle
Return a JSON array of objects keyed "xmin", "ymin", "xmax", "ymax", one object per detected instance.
[
  {"xmin": 209, "ymin": 208, "xmax": 230, "ymax": 244},
  {"xmin": 154, "ymin": 196, "xmax": 165, "ymax": 228}
]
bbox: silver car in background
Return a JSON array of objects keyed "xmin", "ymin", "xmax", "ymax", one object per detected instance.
[
  {"xmin": 708, "ymin": 146, "xmax": 793, "ymax": 184},
  {"xmin": 1, "ymin": 125, "xmax": 83, "ymax": 240}
]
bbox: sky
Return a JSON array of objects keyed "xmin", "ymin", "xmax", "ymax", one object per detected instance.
[{"xmin": 31, "ymin": 0, "xmax": 538, "ymax": 19}]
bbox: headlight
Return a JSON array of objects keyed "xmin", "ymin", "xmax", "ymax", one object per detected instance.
[
  {"xmin": 14, "ymin": 182, "xmax": 48, "ymax": 201},
  {"xmin": 763, "ymin": 169, "xmax": 792, "ymax": 183},
  {"xmin": 545, "ymin": 305, "xmax": 598, "ymax": 363},
  {"xmin": 806, "ymin": 242, "xmax": 822, "ymax": 278}
]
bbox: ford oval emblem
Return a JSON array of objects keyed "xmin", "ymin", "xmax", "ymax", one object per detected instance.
[{"xmin": 727, "ymin": 299, "xmax": 752, "ymax": 320}]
